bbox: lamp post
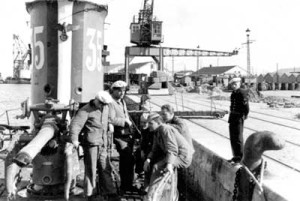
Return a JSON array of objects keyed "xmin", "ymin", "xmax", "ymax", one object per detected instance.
[{"xmin": 246, "ymin": 28, "xmax": 251, "ymax": 84}]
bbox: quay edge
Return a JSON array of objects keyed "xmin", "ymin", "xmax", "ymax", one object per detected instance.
[{"xmin": 126, "ymin": 94, "xmax": 299, "ymax": 201}]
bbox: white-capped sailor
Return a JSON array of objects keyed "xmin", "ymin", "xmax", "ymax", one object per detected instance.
[
  {"xmin": 69, "ymin": 90, "xmax": 119, "ymax": 199},
  {"xmin": 111, "ymin": 80, "xmax": 128, "ymax": 89},
  {"xmin": 95, "ymin": 90, "xmax": 113, "ymax": 105},
  {"xmin": 228, "ymin": 77, "xmax": 250, "ymax": 164},
  {"xmin": 229, "ymin": 77, "xmax": 241, "ymax": 84},
  {"xmin": 108, "ymin": 80, "xmax": 139, "ymax": 192}
]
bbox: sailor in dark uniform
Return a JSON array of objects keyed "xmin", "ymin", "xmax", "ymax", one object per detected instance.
[{"xmin": 228, "ymin": 77, "xmax": 249, "ymax": 163}]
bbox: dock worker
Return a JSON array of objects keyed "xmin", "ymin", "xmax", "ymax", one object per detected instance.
[
  {"xmin": 108, "ymin": 80, "xmax": 138, "ymax": 193},
  {"xmin": 228, "ymin": 77, "xmax": 250, "ymax": 164},
  {"xmin": 143, "ymin": 113, "xmax": 193, "ymax": 199},
  {"xmin": 69, "ymin": 91, "xmax": 120, "ymax": 201},
  {"xmin": 161, "ymin": 104, "xmax": 194, "ymax": 153},
  {"xmin": 134, "ymin": 113, "xmax": 155, "ymax": 191}
]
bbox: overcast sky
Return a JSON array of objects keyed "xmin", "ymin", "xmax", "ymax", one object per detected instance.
[{"xmin": 1, "ymin": 0, "xmax": 300, "ymax": 78}]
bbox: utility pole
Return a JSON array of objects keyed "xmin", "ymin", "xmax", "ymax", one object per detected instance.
[
  {"xmin": 245, "ymin": 29, "xmax": 253, "ymax": 85},
  {"xmin": 172, "ymin": 56, "xmax": 174, "ymax": 76}
]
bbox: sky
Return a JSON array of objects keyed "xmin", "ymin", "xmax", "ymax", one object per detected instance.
[{"xmin": 1, "ymin": 0, "xmax": 300, "ymax": 78}]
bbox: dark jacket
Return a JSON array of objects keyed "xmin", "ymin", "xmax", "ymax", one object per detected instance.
[
  {"xmin": 166, "ymin": 116, "xmax": 195, "ymax": 154},
  {"xmin": 147, "ymin": 124, "xmax": 193, "ymax": 168},
  {"xmin": 109, "ymin": 98, "xmax": 131, "ymax": 137},
  {"xmin": 228, "ymin": 88, "xmax": 249, "ymax": 123},
  {"xmin": 140, "ymin": 128, "xmax": 154, "ymax": 157},
  {"xmin": 69, "ymin": 100, "xmax": 109, "ymax": 146}
]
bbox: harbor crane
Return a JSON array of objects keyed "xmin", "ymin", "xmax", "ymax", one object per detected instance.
[
  {"xmin": 12, "ymin": 34, "xmax": 31, "ymax": 79},
  {"xmin": 130, "ymin": 0, "xmax": 162, "ymax": 46},
  {"xmin": 125, "ymin": 0, "xmax": 238, "ymax": 83}
]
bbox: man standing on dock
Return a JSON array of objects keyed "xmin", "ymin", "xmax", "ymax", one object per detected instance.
[
  {"xmin": 109, "ymin": 80, "xmax": 137, "ymax": 193},
  {"xmin": 228, "ymin": 77, "xmax": 250, "ymax": 164}
]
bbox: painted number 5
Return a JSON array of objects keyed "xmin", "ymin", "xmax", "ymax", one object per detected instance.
[
  {"xmin": 86, "ymin": 28, "xmax": 102, "ymax": 71},
  {"xmin": 33, "ymin": 26, "xmax": 45, "ymax": 70}
]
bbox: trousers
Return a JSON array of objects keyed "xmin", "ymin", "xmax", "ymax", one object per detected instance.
[
  {"xmin": 114, "ymin": 136, "xmax": 135, "ymax": 190},
  {"xmin": 83, "ymin": 145, "xmax": 117, "ymax": 196},
  {"xmin": 229, "ymin": 118, "xmax": 244, "ymax": 159}
]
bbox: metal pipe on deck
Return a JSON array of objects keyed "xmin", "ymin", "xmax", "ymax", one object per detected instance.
[
  {"xmin": 5, "ymin": 124, "xmax": 56, "ymax": 198},
  {"xmin": 15, "ymin": 125, "xmax": 55, "ymax": 166}
]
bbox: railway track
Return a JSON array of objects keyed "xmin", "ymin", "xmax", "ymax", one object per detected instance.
[
  {"xmin": 152, "ymin": 95, "xmax": 300, "ymax": 147},
  {"xmin": 175, "ymin": 94, "xmax": 300, "ymax": 123},
  {"xmin": 146, "ymin": 96, "xmax": 300, "ymax": 173}
]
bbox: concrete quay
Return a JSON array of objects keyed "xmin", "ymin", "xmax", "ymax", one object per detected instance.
[{"xmin": 127, "ymin": 93, "xmax": 300, "ymax": 201}]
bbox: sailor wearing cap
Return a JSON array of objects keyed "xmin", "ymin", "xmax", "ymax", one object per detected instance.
[
  {"xmin": 111, "ymin": 80, "xmax": 128, "ymax": 89},
  {"xmin": 228, "ymin": 77, "xmax": 250, "ymax": 164},
  {"xmin": 69, "ymin": 90, "xmax": 119, "ymax": 200},
  {"xmin": 229, "ymin": 77, "xmax": 241, "ymax": 85},
  {"xmin": 108, "ymin": 80, "xmax": 138, "ymax": 192},
  {"xmin": 143, "ymin": 113, "xmax": 193, "ymax": 198}
]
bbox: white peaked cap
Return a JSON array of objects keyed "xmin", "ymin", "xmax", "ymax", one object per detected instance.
[
  {"xmin": 111, "ymin": 80, "xmax": 127, "ymax": 88},
  {"xmin": 95, "ymin": 91, "xmax": 113, "ymax": 104},
  {"xmin": 229, "ymin": 77, "xmax": 241, "ymax": 84}
]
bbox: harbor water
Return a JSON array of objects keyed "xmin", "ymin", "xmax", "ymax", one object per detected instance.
[{"xmin": 0, "ymin": 84, "xmax": 30, "ymax": 126}]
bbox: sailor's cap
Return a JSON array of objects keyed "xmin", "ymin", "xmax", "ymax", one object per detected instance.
[
  {"xmin": 111, "ymin": 80, "xmax": 128, "ymax": 89},
  {"xmin": 229, "ymin": 77, "xmax": 241, "ymax": 84},
  {"xmin": 95, "ymin": 91, "xmax": 113, "ymax": 104},
  {"xmin": 147, "ymin": 112, "xmax": 161, "ymax": 122}
]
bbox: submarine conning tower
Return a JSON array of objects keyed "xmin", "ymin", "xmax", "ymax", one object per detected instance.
[
  {"xmin": 4, "ymin": 1, "xmax": 108, "ymax": 199},
  {"xmin": 26, "ymin": 0, "xmax": 108, "ymax": 105}
]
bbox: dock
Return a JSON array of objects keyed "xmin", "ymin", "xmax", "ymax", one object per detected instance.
[{"xmin": 126, "ymin": 92, "xmax": 300, "ymax": 201}]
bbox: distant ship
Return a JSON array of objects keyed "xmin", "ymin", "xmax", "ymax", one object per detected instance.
[{"xmin": 4, "ymin": 76, "xmax": 30, "ymax": 84}]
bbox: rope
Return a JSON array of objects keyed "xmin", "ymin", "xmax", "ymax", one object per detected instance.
[
  {"xmin": 129, "ymin": 114, "xmax": 141, "ymax": 137},
  {"xmin": 239, "ymin": 158, "xmax": 266, "ymax": 193}
]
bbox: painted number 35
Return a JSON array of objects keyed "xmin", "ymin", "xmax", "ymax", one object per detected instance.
[
  {"xmin": 33, "ymin": 26, "xmax": 102, "ymax": 71},
  {"xmin": 86, "ymin": 28, "xmax": 102, "ymax": 71}
]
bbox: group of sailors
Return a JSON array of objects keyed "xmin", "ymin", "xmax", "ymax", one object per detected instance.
[
  {"xmin": 68, "ymin": 77, "xmax": 249, "ymax": 201},
  {"xmin": 68, "ymin": 80, "xmax": 194, "ymax": 201}
]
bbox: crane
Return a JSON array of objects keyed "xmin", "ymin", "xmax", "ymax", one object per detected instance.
[
  {"xmin": 130, "ymin": 0, "xmax": 162, "ymax": 46},
  {"xmin": 125, "ymin": 0, "xmax": 238, "ymax": 84},
  {"xmin": 12, "ymin": 34, "xmax": 31, "ymax": 79}
]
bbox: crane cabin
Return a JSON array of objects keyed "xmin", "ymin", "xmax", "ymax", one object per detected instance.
[{"xmin": 130, "ymin": 0, "xmax": 163, "ymax": 46}]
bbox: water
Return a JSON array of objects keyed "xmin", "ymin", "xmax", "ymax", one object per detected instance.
[{"xmin": 0, "ymin": 84, "xmax": 31, "ymax": 126}]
